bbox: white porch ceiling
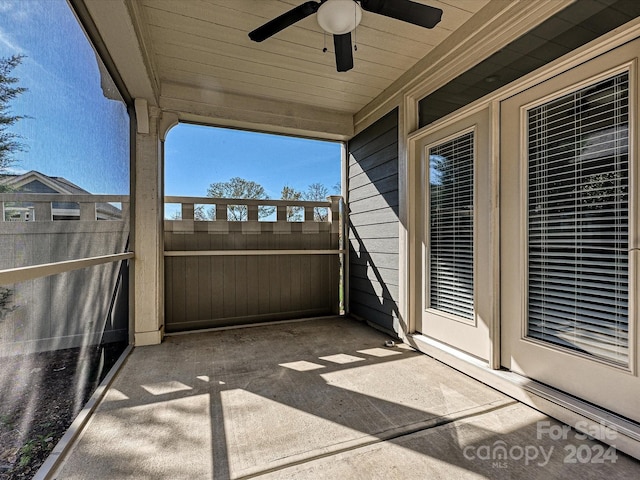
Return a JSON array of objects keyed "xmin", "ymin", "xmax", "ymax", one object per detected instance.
[
  {"xmin": 137, "ymin": 0, "xmax": 490, "ymax": 114},
  {"xmin": 83, "ymin": 0, "xmax": 572, "ymax": 138}
]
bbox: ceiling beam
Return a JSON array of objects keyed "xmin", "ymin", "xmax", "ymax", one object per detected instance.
[
  {"xmin": 82, "ymin": 0, "xmax": 159, "ymax": 105},
  {"xmin": 160, "ymin": 82, "xmax": 354, "ymax": 141}
]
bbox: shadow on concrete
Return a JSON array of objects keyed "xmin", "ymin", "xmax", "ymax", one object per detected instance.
[{"xmin": 53, "ymin": 318, "xmax": 640, "ymax": 479}]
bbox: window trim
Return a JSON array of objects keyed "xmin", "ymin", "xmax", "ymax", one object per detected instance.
[
  {"xmin": 424, "ymin": 125, "xmax": 478, "ymax": 327},
  {"xmin": 517, "ymin": 62, "xmax": 638, "ymax": 372}
]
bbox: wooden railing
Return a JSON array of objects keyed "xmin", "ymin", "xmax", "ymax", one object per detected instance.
[
  {"xmin": 165, "ymin": 195, "xmax": 338, "ymax": 223},
  {"xmin": 0, "ymin": 193, "xmax": 129, "ymax": 222},
  {"xmin": 0, "ymin": 193, "xmax": 131, "ymax": 357}
]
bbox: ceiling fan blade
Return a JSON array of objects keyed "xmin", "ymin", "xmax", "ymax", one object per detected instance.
[
  {"xmin": 361, "ymin": 0, "xmax": 443, "ymax": 29},
  {"xmin": 333, "ymin": 33, "xmax": 354, "ymax": 72},
  {"xmin": 249, "ymin": 1, "xmax": 320, "ymax": 42},
  {"xmin": 333, "ymin": 32, "xmax": 353, "ymax": 72}
]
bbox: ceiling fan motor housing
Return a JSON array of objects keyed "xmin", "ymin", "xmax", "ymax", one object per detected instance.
[{"xmin": 317, "ymin": 0, "xmax": 363, "ymax": 35}]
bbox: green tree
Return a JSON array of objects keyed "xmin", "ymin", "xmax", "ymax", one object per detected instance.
[
  {"xmin": 207, "ymin": 177, "xmax": 273, "ymax": 221},
  {"xmin": 304, "ymin": 182, "xmax": 330, "ymax": 221},
  {"xmin": 0, "ymin": 55, "xmax": 26, "ymax": 313},
  {"xmin": 281, "ymin": 184, "xmax": 303, "ymax": 221},
  {"xmin": 0, "ymin": 55, "xmax": 27, "ymax": 190}
]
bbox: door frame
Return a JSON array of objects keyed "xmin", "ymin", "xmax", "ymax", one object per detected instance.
[
  {"xmin": 409, "ymin": 105, "xmax": 500, "ymax": 364},
  {"xmin": 498, "ymin": 46, "xmax": 639, "ymax": 421},
  {"xmin": 402, "ymin": 19, "xmax": 640, "ymax": 459}
]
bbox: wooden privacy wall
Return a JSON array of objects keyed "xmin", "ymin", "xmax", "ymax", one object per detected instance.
[
  {"xmin": 164, "ymin": 197, "xmax": 342, "ymax": 332},
  {"xmin": 0, "ymin": 194, "xmax": 130, "ymax": 356}
]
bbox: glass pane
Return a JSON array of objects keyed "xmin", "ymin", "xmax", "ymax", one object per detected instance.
[
  {"xmin": 527, "ymin": 72, "xmax": 629, "ymax": 365},
  {"xmin": 0, "ymin": 0, "xmax": 130, "ymax": 268},
  {"xmin": 428, "ymin": 132, "xmax": 474, "ymax": 320},
  {"xmin": 0, "ymin": 260, "xmax": 129, "ymax": 475},
  {"xmin": 0, "ymin": 2, "xmax": 130, "ymax": 476}
]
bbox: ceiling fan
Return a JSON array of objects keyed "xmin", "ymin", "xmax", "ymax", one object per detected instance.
[{"xmin": 248, "ymin": 0, "xmax": 443, "ymax": 72}]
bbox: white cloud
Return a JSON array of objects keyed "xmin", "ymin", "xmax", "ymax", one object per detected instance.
[
  {"xmin": 0, "ymin": 27, "xmax": 24, "ymax": 54},
  {"xmin": 0, "ymin": 0, "xmax": 29, "ymax": 21},
  {"xmin": 3, "ymin": 166, "xmax": 28, "ymax": 175}
]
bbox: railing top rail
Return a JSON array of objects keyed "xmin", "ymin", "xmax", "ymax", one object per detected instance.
[
  {"xmin": 165, "ymin": 196, "xmax": 333, "ymax": 207},
  {"xmin": 0, "ymin": 193, "xmax": 129, "ymax": 203}
]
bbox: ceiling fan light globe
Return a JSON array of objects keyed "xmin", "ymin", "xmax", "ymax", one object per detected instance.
[{"xmin": 317, "ymin": 0, "xmax": 363, "ymax": 35}]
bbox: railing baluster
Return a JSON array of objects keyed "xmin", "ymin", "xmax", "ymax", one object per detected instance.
[
  {"xmin": 277, "ymin": 205, "xmax": 287, "ymax": 222},
  {"xmin": 33, "ymin": 202, "xmax": 52, "ymax": 222},
  {"xmin": 216, "ymin": 203, "xmax": 227, "ymax": 221},
  {"xmin": 182, "ymin": 203, "xmax": 194, "ymax": 220},
  {"xmin": 80, "ymin": 202, "xmax": 96, "ymax": 221},
  {"xmin": 248, "ymin": 204, "xmax": 259, "ymax": 221},
  {"xmin": 304, "ymin": 206, "xmax": 314, "ymax": 222}
]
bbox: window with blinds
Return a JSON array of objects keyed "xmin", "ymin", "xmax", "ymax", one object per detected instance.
[
  {"xmin": 527, "ymin": 72, "xmax": 629, "ymax": 365},
  {"xmin": 429, "ymin": 131, "xmax": 474, "ymax": 320}
]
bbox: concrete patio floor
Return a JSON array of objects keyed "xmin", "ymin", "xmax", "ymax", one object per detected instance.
[{"xmin": 52, "ymin": 317, "xmax": 640, "ymax": 479}]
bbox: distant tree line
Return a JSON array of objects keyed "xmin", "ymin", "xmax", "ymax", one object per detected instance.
[
  {"xmin": 174, "ymin": 177, "xmax": 340, "ymax": 221},
  {"xmin": 0, "ymin": 55, "xmax": 27, "ymax": 315},
  {"xmin": 0, "ymin": 54, "xmax": 26, "ymax": 192}
]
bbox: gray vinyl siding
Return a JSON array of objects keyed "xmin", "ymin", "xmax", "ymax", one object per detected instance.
[{"xmin": 348, "ymin": 108, "xmax": 400, "ymax": 334}]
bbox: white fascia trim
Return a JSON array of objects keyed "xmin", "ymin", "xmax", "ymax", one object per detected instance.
[
  {"xmin": 0, "ymin": 171, "xmax": 75, "ymax": 194},
  {"xmin": 354, "ymin": 0, "xmax": 574, "ymax": 134}
]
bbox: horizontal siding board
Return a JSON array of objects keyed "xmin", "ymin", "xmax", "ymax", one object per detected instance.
[
  {"xmin": 349, "ymin": 111, "xmax": 398, "ymax": 152},
  {"xmin": 350, "ymin": 277, "xmax": 399, "ymax": 300},
  {"xmin": 350, "ymin": 126, "xmax": 398, "ymax": 157},
  {"xmin": 349, "ymin": 143, "xmax": 398, "ymax": 172},
  {"xmin": 350, "ymin": 238, "xmax": 399, "ymax": 256},
  {"xmin": 349, "ymin": 159, "xmax": 398, "ymax": 185},
  {"xmin": 350, "ymin": 264, "xmax": 400, "ymax": 287},
  {"xmin": 349, "ymin": 195, "xmax": 399, "ymax": 216},
  {"xmin": 350, "ymin": 293, "xmax": 399, "ymax": 316},
  {"xmin": 349, "ymin": 251, "xmax": 399, "ymax": 270},
  {"xmin": 349, "ymin": 208, "xmax": 399, "ymax": 228},
  {"xmin": 348, "ymin": 108, "xmax": 400, "ymax": 331},
  {"xmin": 349, "ymin": 175, "xmax": 399, "ymax": 203},
  {"xmin": 350, "ymin": 301, "xmax": 399, "ymax": 332},
  {"xmin": 349, "ymin": 223, "xmax": 399, "ymax": 240}
]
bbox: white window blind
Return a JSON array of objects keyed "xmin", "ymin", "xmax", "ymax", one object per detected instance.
[
  {"xmin": 429, "ymin": 132, "xmax": 474, "ymax": 320},
  {"xmin": 527, "ymin": 72, "xmax": 629, "ymax": 365}
]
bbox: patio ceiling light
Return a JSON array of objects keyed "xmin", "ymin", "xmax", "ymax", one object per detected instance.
[
  {"xmin": 248, "ymin": 0, "xmax": 443, "ymax": 72},
  {"xmin": 316, "ymin": 0, "xmax": 362, "ymax": 35}
]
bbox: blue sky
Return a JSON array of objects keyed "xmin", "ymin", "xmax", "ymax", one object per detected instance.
[
  {"xmin": 1, "ymin": 0, "xmax": 342, "ymax": 198},
  {"xmin": 165, "ymin": 124, "xmax": 341, "ymax": 199}
]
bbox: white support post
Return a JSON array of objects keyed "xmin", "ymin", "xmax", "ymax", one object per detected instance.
[{"xmin": 134, "ymin": 103, "xmax": 164, "ymax": 346}]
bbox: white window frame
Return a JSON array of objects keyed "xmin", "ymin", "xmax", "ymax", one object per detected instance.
[
  {"xmin": 517, "ymin": 62, "xmax": 638, "ymax": 371},
  {"xmin": 424, "ymin": 125, "xmax": 478, "ymax": 327}
]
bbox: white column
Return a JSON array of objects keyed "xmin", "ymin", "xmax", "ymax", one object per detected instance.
[{"xmin": 133, "ymin": 102, "xmax": 163, "ymax": 346}]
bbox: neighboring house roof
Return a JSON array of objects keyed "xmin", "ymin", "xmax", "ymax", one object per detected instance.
[
  {"xmin": 0, "ymin": 170, "xmax": 123, "ymax": 219},
  {"xmin": 0, "ymin": 170, "xmax": 80, "ymax": 194}
]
